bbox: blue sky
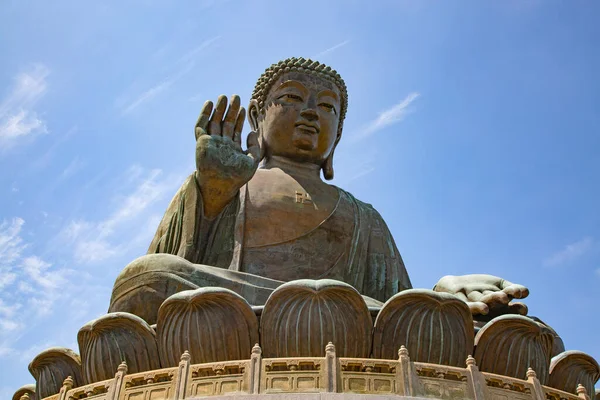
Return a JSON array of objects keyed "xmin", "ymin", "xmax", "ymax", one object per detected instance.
[{"xmin": 1, "ymin": 0, "xmax": 599, "ymax": 395}]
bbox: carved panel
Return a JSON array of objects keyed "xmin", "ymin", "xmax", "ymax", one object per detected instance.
[
  {"xmin": 260, "ymin": 279, "xmax": 372, "ymax": 358},
  {"xmin": 156, "ymin": 287, "xmax": 258, "ymax": 366},
  {"xmin": 28, "ymin": 347, "xmax": 83, "ymax": 398},
  {"xmin": 548, "ymin": 350, "xmax": 600, "ymax": 398},
  {"xmin": 372, "ymin": 289, "xmax": 474, "ymax": 366},
  {"xmin": 474, "ymin": 315, "xmax": 554, "ymax": 384},
  {"xmin": 12, "ymin": 383, "xmax": 36, "ymax": 400},
  {"xmin": 78, "ymin": 312, "xmax": 161, "ymax": 384}
]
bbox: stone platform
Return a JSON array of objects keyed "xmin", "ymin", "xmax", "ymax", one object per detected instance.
[{"xmin": 26, "ymin": 344, "xmax": 590, "ymax": 400}]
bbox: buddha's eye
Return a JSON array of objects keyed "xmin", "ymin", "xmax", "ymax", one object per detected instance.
[
  {"xmin": 279, "ymin": 93, "xmax": 303, "ymax": 102},
  {"xmin": 319, "ymin": 103, "xmax": 336, "ymax": 114}
]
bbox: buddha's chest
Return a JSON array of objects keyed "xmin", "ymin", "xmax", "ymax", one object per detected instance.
[{"xmin": 244, "ymin": 170, "xmax": 339, "ymax": 248}]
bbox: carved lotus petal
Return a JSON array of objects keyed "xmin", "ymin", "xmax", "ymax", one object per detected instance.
[
  {"xmin": 12, "ymin": 384, "xmax": 36, "ymax": 400},
  {"xmin": 372, "ymin": 289, "xmax": 474, "ymax": 366},
  {"xmin": 549, "ymin": 350, "xmax": 600, "ymax": 397},
  {"xmin": 260, "ymin": 279, "xmax": 371, "ymax": 358},
  {"xmin": 28, "ymin": 347, "xmax": 83, "ymax": 398},
  {"xmin": 156, "ymin": 287, "xmax": 259, "ymax": 366},
  {"xmin": 77, "ymin": 312, "xmax": 160, "ymax": 384},
  {"xmin": 474, "ymin": 314, "xmax": 554, "ymax": 384}
]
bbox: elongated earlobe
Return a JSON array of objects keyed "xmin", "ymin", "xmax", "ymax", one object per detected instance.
[
  {"xmin": 322, "ymin": 150, "xmax": 335, "ymax": 180},
  {"xmin": 248, "ymin": 99, "xmax": 267, "ymax": 161}
]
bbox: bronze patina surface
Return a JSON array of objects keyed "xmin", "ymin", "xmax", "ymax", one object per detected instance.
[{"xmin": 108, "ymin": 58, "xmax": 529, "ymax": 325}]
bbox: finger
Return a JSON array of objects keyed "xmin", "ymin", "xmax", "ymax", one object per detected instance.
[
  {"xmin": 452, "ymin": 291, "xmax": 469, "ymax": 303},
  {"xmin": 195, "ymin": 100, "xmax": 213, "ymax": 140},
  {"xmin": 464, "ymin": 283, "xmax": 501, "ymax": 293},
  {"xmin": 246, "ymin": 130, "xmax": 261, "ymax": 163},
  {"xmin": 209, "ymin": 95, "xmax": 228, "ymax": 136},
  {"xmin": 508, "ymin": 302, "xmax": 528, "ymax": 316},
  {"xmin": 502, "ymin": 284, "xmax": 529, "ymax": 299},
  {"xmin": 466, "ymin": 290, "xmax": 484, "ymax": 303},
  {"xmin": 481, "ymin": 291, "xmax": 509, "ymax": 307},
  {"xmin": 232, "ymin": 107, "xmax": 246, "ymax": 146},
  {"xmin": 222, "ymin": 95, "xmax": 240, "ymax": 139},
  {"xmin": 467, "ymin": 301, "xmax": 489, "ymax": 315}
]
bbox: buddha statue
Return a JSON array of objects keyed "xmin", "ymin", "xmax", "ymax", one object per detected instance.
[{"xmin": 108, "ymin": 57, "xmax": 529, "ymax": 325}]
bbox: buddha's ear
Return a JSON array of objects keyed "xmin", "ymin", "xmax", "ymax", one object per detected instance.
[
  {"xmin": 248, "ymin": 99, "xmax": 260, "ymax": 132},
  {"xmin": 322, "ymin": 132, "xmax": 342, "ymax": 181},
  {"xmin": 248, "ymin": 99, "xmax": 267, "ymax": 161}
]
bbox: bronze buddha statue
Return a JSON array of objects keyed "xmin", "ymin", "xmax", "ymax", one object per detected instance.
[{"xmin": 109, "ymin": 57, "xmax": 528, "ymax": 324}]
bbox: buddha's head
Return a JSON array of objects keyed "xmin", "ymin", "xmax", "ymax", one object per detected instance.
[{"xmin": 248, "ymin": 58, "xmax": 348, "ymax": 180}]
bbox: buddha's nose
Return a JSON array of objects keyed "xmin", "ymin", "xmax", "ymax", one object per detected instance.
[{"xmin": 300, "ymin": 108, "xmax": 318, "ymax": 121}]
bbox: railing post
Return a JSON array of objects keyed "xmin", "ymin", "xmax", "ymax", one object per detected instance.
[
  {"xmin": 174, "ymin": 351, "xmax": 191, "ymax": 400},
  {"xmin": 526, "ymin": 367, "xmax": 546, "ymax": 400},
  {"xmin": 58, "ymin": 376, "xmax": 74, "ymax": 400},
  {"xmin": 465, "ymin": 355, "xmax": 490, "ymax": 400},
  {"xmin": 249, "ymin": 344, "xmax": 262, "ymax": 394},
  {"xmin": 324, "ymin": 342, "xmax": 337, "ymax": 393},
  {"xmin": 577, "ymin": 384, "xmax": 590, "ymax": 400},
  {"xmin": 107, "ymin": 361, "xmax": 127, "ymax": 400},
  {"xmin": 396, "ymin": 345, "xmax": 419, "ymax": 396}
]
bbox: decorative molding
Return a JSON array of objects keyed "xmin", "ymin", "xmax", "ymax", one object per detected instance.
[
  {"xmin": 28, "ymin": 347, "xmax": 83, "ymax": 398},
  {"xmin": 156, "ymin": 287, "xmax": 258, "ymax": 366},
  {"xmin": 260, "ymin": 279, "xmax": 372, "ymax": 358},
  {"xmin": 474, "ymin": 315, "xmax": 554, "ymax": 384},
  {"xmin": 77, "ymin": 312, "xmax": 160, "ymax": 384},
  {"xmin": 373, "ymin": 289, "xmax": 474, "ymax": 366},
  {"xmin": 549, "ymin": 350, "xmax": 600, "ymax": 398}
]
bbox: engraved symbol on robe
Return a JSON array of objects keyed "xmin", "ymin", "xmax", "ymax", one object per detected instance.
[{"xmin": 295, "ymin": 191, "xmax": 313, "ymax": 205}]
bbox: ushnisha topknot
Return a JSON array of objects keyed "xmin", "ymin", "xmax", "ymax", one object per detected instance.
[{"xmin": 251, "ymin": 57, "xmax": 348, "ymax": 137}]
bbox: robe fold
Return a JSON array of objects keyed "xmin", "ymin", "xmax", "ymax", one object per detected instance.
[{"xmin": 109, "ymin": 173, "xmax": 412, "ymax": 323}]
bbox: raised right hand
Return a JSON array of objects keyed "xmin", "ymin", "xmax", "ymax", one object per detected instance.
[{"xmin": 194, "ymin": 94, "xmax": 260, "ymax": 218}]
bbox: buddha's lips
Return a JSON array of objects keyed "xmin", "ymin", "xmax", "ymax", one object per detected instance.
[{"xmin": 295, "ymin": 123, "xmax": 319, "ymax": 134}]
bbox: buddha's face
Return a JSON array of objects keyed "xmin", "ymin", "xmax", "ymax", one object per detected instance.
[{"xmin": 257, "ymin": 71, "xmax": 341, "ymax": 166}]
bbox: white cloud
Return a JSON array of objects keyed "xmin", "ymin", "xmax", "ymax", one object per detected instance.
[
  {"xmin": 543, "ymin": 237, "xmax": 594, "ymax": 267},
  {"xmin": 0, "ymin": 299, "xmax": 21, "ymax": 318},
  {"xmin": 313, "ymin": 40, "xmax": 350, "ymax": 59},
  {"xmin": 21, "ymin": 256, "xmax": 67, "ymax": 290},
  {"xmin": 120, "ymin": 37, "xmax": 220, "ymax": 115},
  {"xmin": 0, "ymin": 64, "xmax": 49, "ymax": 147},
  {"xmin": 122, "ymin": 79, "xmax": 174, "ymax": 115},
  {"xmin": 0, "ymin": 217, "xmax": 27, "ymax": 265},
  {"xmin": 60, "ymin": 156, "xmax": 85, "ymax": 180},
  {"xmin": 188, "ymin": 92, "xmax": 205, "ymax": 102},
  {"xmin": 176, "ymin": 36, "xmax": 221, "ymax": 65},
  {"xmin": 353, "ymin": 92, "xmax": 420, "ymax": 141},
  {"xmin": 0, "ymin": 217, "xmax": 74, "ymax": 342},
  {"xmin": 60, "ymin": 165, "xmax": 180, "ymax": 263}
]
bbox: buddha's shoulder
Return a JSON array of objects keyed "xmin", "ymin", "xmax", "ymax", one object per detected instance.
[{"xmin": 336, "ymin": 187, "xmax": 388, "ymax": 221}]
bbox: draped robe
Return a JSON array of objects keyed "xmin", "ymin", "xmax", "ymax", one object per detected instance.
[{"xmin": 109, "ymin": 173, "xmax": 412, "ymax": 323}]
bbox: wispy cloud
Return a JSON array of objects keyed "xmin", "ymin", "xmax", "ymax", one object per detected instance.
[
  {"xmin": 313, "ymin": 40, "xmax": 350, "ymax": 59},
  {"xmin": 177, "ymin": 36, "xmax": 221, "ymax": 65},
  {"xmin": 0, "ymin": 64, "xmax": 49, "ymax": 147},
  {"xmin": 332, "ymin": 148, "xmax": 378, "ymax": 186},
  {"xmin": 121, "ymin": 63, "xmax": 197, "ymax": 115},
  {"xmin": 352, "ymin": 92, "xmax": 420, "ymax": 141},
  {"xmin": 188, "ymin": 92, "xmax": 205, "ymax": 102},
  {"xmin": 60, "ymin": 156, "xmax": 86, "ymax": 180},
  {"xmin": 59, "ymin": 165, "xmax": 181, "ymax": 263},
  {"xmin": 0, "ymin": 218, "xmax": 27, "ymax": 267},
  {"xmin": 120, "ymin": 37, "xmax": 220, "ymax": 115},
  {"xmin": 543, "ymin": 237, "xmax": 594, "ymax": 267},
  {"xmin": 0, "ymin": 217, "xmax": 74, "ymax": 342}
]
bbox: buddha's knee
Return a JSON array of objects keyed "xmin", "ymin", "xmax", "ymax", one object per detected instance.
[{"xmin": 109, "ymin": 254, "xmax": 197, "ymax": 324}]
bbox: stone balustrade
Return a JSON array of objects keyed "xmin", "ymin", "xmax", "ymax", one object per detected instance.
[{"xmin": 30, "ymin": 344, "xmax": 592, "ymax": 400}]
